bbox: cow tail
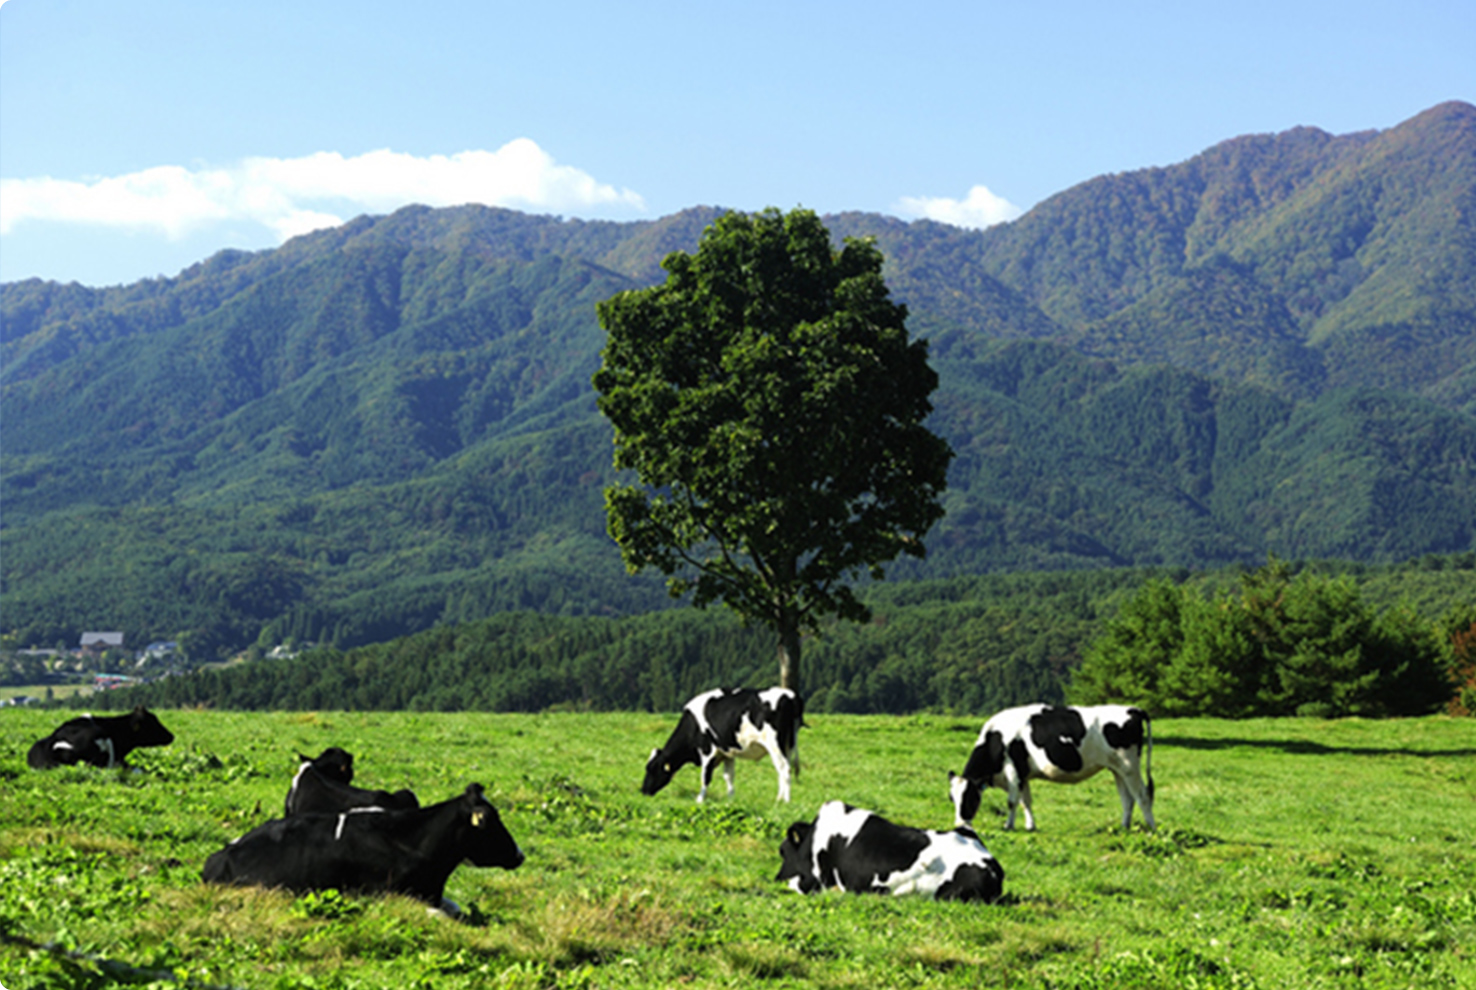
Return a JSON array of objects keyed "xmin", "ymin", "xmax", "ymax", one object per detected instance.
[
  {"xmin": 1144, "ymin": 713, "xmax": 1155, "ymax": 803},
  {"xmin": 790, "ymin": 694, "xmax": 806, "ymax": 779}
]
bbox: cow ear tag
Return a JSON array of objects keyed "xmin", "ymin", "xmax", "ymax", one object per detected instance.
[{"xmin": 471, "ymin": 809, "xmax": 487, "ymax": 828}]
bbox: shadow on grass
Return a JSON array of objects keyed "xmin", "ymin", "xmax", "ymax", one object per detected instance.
[{"xmin": 1156, "ymin": 736, "xmax": 1476, "ymax": 758}]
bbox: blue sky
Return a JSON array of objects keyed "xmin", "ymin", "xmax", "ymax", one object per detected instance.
[{"xmin": 2, "ymin": 0, "xmax": 1472, "ymax": 287}]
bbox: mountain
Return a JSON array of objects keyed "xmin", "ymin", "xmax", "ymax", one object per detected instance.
[
  {"xmin": 4, "ymin": 104, "xmax": 1475, "ymax": 657},
  {"xmin": 833, "ymin": 100, "xmax": 1476, "ymax": 408}
]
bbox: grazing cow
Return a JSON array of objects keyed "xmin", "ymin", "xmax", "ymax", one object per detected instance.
[
  {"xmin": 202, "ymin": 783, "xmax": 523, "ymax": 907},
  {"xmin": 776, "ymin": 800, "xmax": 1004, "ymax": 902},
  {"xmin": 642, "ymin": 687, "xmax": 803, "ymax": 803},
  {"xmin": 949, "ymin": 703, "xmax": 1155, "ymax": 832},
  {"xmin": 284, "ymin": 747, "xmax": 419, "ymax": 816},
  {"xmin": 26, "ymin": 706, "xmax": 175, "ymax": 770}
]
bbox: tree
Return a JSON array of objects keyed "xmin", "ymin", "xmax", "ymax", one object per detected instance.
[
  {"xmin": 1072, "ymin": 559, "xmax": 1452, "ymax": 717},
  {"xmin": 592, "ymin": 207, "xmax": 953, "ymax": 692},
  {"xmin": 1445, "ymin": 606, "xmax": 1476, "ymax": 716},
  {"xmin": 1071, "ymin": 578, "xmax": 1187, "ymax": 711}
]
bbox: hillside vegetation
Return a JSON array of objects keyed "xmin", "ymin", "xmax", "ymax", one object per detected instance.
[
  {"xmin": 84, "ymin": 558, "xmax": 1475, "ymax": 717},
  {"xmin": 4, "ymin": 103, "xmax": 1475, "ymax": 658}
]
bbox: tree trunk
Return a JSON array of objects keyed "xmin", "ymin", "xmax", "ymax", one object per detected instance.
[{"xmin": 776, "ymin": 616, "xmax": 802, "ymax": 694}]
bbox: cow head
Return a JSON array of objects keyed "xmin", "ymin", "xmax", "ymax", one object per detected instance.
[
  {"xmin": 949, "ymin": 771, "xmax": 982, "ymax": 828},
  {"xmin": 299, "ymin": 747, "xmax": 355, "ymax": 783},
  {"xmin": 641, "ymin": 748, "xmax": 674, "ymax": 796},
  {"xmin": 775, "ymin": 820, "xmax": 821, "ymax": 893},
  {"xmin": 460, "ymin": 783, "xmax": 524, "ymax": 870},
  {"xmin": 129, "ymin": 707, "xmax": 175, "ymax": 748},
  {"xmin": 949, "ymin": 727, "xmax": 1010, "ymax": 826}
]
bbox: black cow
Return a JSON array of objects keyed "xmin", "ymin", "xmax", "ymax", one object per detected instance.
[
  {"xmin": 26, "ymin": 706, "xmax": 175, "ymax": 770},
  {"xmin": 202, "ymin": 783, "xmax": 523, "ymax": 907},
  {"xmin": 776, "ymin": 800, "xmax": 1004, "ymax": 902},
  {"xmin": 949, "ymin": 703, "xmax": 1155, "ymax": 831},
  {"xmin": 284, "ymin": 747, "xmax": 418, "ymax": 816},
  {"xmin": 642, "ymin": 687, "xmax": 803, "ymax": 803}
]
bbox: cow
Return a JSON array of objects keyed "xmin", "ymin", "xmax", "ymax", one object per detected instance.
[
  {"xmin": 202, "ymin": 783, "xmax": 523, "ymax": 909},
  {"xmin": 26, "ymin": 706, "xmax": 175, "ymax": 770},
  {"xmin": 284, "ymin": 747, "xmax": 419, "ymax": 816},
  {"xmin": 949, "ymin": 703, "xmax": 1155, "ymax": 832},
  {"xmin": 642, "ymin": 687, "xmax": 803, "ymax": 803},
  {"xmin": 776, "ymin": 800, "xmax": 1004, "ymax": 903}
]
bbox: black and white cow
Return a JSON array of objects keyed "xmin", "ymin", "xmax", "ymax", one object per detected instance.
[
  {"xmin": 203, "ymin": 783, "xmax": 523, "ymax": 907},
  {"xmin": 26, "ymin": 706, "xmax": 175, "ymax": 770},
  {"xmin": 776, "ymin": 800, "xmax": 1004, "ymax": 902},
  {"xmin": 642, "ymin": 687, "xmax": 803, "ymax": 803},
  {"xmin": 949, "ymin": 703, "xmax": 1155, "ymax": 832},
  {"xmin": 284, "ymin": 747, "xmax": 419, "ymax": 816}
]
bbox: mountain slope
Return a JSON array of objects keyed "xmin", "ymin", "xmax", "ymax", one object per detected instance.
[
  {"xmin": 4, "ymin": 104, "xmax": 1475, "ymax": 657},
  {"xmin": 824, "ymin": 101, "xmax": 1476, "ymax": 411}
]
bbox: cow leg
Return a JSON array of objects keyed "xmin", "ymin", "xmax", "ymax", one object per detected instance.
[
  {"xmin": 1116, "ymin": 769, "xmax": 1156, "ymax": 831},
  {"xmin": 766, "ymin": 747, "xmax": 792, "ymax": 802},
  {"xmin": 95, "ymin": 737, "xmax": 118, "ymax": 769},
  {"xmin": 722, "ymin": 757, "xmax": 737, "ymax": 798},
  {"xmin": 1114, "ymin": 772, "xmax": 1136, "ymax": 829},
  {"xmin": 1003, "ymin": 778, "xmax": 1021, "ymax": 830},
  {"xmin": 697, "ymin": 754, "xmax": 719, "ymax": 803},
  {"xmin": 1018, "ymin": 781, "xmax": 1036, "ymax": 831}
]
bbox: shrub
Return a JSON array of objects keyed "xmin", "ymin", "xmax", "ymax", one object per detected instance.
[
  {"xmin": 1072, "ymin": 559, "xmax": 1452, "ymax": 717},
  {"xmin": 1444, "ymin": 615, "xmax": 1476, "ymax": 717}
]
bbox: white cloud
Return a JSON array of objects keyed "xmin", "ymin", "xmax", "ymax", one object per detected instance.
[
  {"xmin": 894, "ymin": 184, "xmax": 1023, "ymax": 229},
  {"xmin": 0, "ymin": 140, "xmax": 647, "ymax": 242}
]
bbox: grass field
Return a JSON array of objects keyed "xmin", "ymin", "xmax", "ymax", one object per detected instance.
[
  {"xmin": 1, "ymin": 709, "xmax": 1473, "ymax": 989},
  {"xmin": 0, "ymin": 683, "xmax": 92, "ymax": 702}
]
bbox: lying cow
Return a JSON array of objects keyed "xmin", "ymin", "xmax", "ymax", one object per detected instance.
[
  {"xmin": 949, "ymin": 703, "xmax": 1155, "ymax": 831},
  {"xmin": 777, "ymin": 800, "xmax": 1004, "ymax": 902},
  {"xmin": 642, "ymin": 687, "xmax": 803, "ymax": 803},
  {"xmin": 203, "ymin": 783, "xmax": 523, "ymax": 907},
  {"xmin": 284, "ymin": 747, "xmax": 418, "ymax": 816},
  {"xmin": 26, "ymin": 706, "xmax": 175, "ymax": 770}
]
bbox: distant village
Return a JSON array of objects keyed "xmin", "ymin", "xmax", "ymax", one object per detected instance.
[{"xmin": 1, "ymin": 631, "xmax": 300, "ymax": 705}]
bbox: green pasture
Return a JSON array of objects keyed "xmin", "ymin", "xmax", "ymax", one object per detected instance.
[
  {"xmin": 1, "ymin": 710, "xmax": 1473, "ymax": 989},
  {"xmin": 0, "ymin": 683, "xmax": 90, "ymax": 702}
]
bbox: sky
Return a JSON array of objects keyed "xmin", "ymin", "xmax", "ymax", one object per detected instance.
[{"xmin": 1, "ymin": 0, "xmax": 1472, "ymax": 288}]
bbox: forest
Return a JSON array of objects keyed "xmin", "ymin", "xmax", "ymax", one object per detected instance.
[
  {"xmin": 88, "ymin": 556, "xmax": 1476, "ymax": 717},
  {"xmin": 3, "ymin": 102, "xmax": 1475, "ymax": 664}
]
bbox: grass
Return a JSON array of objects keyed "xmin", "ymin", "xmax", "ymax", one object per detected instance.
[
  {"xmin": 0, "ymin": 709, "xmax": 1473, "ymax": 988},
  {"xmin": 0, "ymin": 683, "xmax": 92, "ymax": 701}
]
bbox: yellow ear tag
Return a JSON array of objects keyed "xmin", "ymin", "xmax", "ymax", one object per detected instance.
[{"xmin": 471, "ymin": 809, "xmax": 486, "ymax": 827}]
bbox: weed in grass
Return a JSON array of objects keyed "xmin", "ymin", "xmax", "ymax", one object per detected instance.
[
  {"xmin": 129, "ymin": 744, "xmax": 267, "ymax": 785},
  {"xmin": 901, "ymin": 936, "xmax": 998, "ymax": 971},
  {"xmin": 1062, "ymin": 943, "xmax": 1261, "ymax": 989},
  {"xmin": 483, "ymin": 959, "xmax": 552, "ymax": 989},
  {"xmin": 1103, "ymin": 824, "xmax": 1219, "ymax": 858},
  {"xmin": 1003, "ymin": 927, "xmax": 1077, "ymax": 967},
  {"xmin": 290, "ymin": 890, "xmax": 362, "ymax": 921}
]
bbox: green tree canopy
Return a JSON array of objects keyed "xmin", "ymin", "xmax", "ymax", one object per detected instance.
[
  {"xmin": 592, "ymin": 207, "xmax": 953, "ymax": 691},
  {"xmin": 1072, "ymin": 558, "xmax": 1452, "ymax": 717}
]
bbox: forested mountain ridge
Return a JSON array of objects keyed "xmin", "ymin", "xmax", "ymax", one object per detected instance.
[
  {"xmin": 3, "ymin": 103, "xmax": 1474, "ymax": 657},
  {"xmin": 832, "ymin": 100, "xmax": 1476, "ymax": 407}
]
